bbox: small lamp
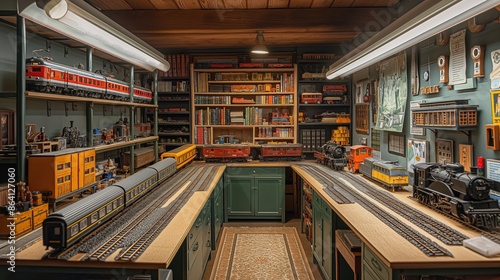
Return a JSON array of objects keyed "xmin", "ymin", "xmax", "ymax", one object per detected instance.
[{"xmin": 251, "ymin": 30, "xmax": 269, "ymax": 54}]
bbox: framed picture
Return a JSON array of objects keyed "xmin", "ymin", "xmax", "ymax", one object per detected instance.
[
  {"xmin": 436, "ymin": 138, "xmax": 453, "ymax": 164},
  {"xmin": 388, "ymin": 133, "xmax": 405, "ymax": 156},
  {"xmin": 486, "ymin": 159, "xmax": 500, "ymax": 183},
  {"xmin": 407, "ymin": 138, "xmax": 427, "ymax": 172},
  {"xmin": 490, "ymin": 90, "xmax": 500, "ymax": 124},
  {"xmin": 355, "ymin": 103, "xmax": 370, "ymax": 134}
]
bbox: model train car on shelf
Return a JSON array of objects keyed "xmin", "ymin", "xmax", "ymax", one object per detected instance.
[
  {"xmin": 348, "ymin": 145, "xmax": 373, "ymax": 173},
  {"xmin": 43, "ymin": 145, "xmax": 196, "ymax": 249},
  {"xmin": 161, "ymin": 144, "xmax": 197, "ymax": 168},
  {"xmin": 314, "ymin": 141, "xmax": 347, "ymax": 170},
  {"xmin": 259, "ymin": 143, "xmax": 304, "ymax": 161},
  {"xmin": 202, "ymin": 144, "xmax": 251, "ymax": 162},
  {"xmin": 25, "ymin": 57, "xmax": 152, "ymax": 103},
  {"xmin": 360, "ymin": 158, "xmax": 408, "ymax": 192},
  {"xmin": 412, "ymin": 162, "xmax": 500, "ymax": 230}
]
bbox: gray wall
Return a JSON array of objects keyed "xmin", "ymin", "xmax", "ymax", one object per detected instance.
[
  {"xmin": 0, "ymin": 22, "xmax": 144, "ymax": 140},
  {"xmin": 350, "ymin": 9, "xmax": 500, "ymax": 181}
]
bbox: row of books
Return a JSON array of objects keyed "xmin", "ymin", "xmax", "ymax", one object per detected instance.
[
  {"xmin": 195, "ymin": 107, "xmax": 266, "ymax": 125},
  {"xmin": 193, "ymin": 95, "xmax": 294, "ymax": 105},
  {"xmin": 194, "ymin": 127, "xmax": 212, "ymax": 145},
  {"xmin": 159, "ymin": 54, "xmax": 190, "ymax": 78},
  {"xmin": 194, "ymin": 72, "xmax": 295, "ymax": 93},
  {"xmin": 155, "ymin": 80, "xmax": 189, "ymax": 92},
  {"xmin": 257, "ymin": 127, "xmax": 294, "ymax": 138},
  {"xmin": 301, "ymin": 129, "xmax": 326, "ymax": 152}
]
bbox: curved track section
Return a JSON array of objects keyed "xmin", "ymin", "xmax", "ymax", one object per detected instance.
[{"xmin": 59, "ymin": 165, "xmax": 220, "ymax": 261}]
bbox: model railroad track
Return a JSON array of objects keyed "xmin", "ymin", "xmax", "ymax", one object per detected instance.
[
  {"xmin": 115, "ymin": 165, "xmax": 219, "ymax": 261},
  {"xmin": 406, "ymin": 195, "xmax": 500, "ymax": 245},
  {"xmin": 296, "ymin": 163, "xmax": 353, "ymax": 204},
  {"xmin": 298, "ymin": 163, "xmax": 452, "ymax": 256},
  {"xmin": 59, "ymin": 165, "xmax": 219, "ymax": 261},
  {"xmin": 342, "ymin": 172, "xmax": 469, "ymax": 245}
]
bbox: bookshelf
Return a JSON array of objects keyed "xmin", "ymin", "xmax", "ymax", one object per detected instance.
[
  {"xmin": 190, "ymin": 64, "xmax": 298, "ymax": 146},
  {"xmin": 297, "ymin": 57, "xmax": 351, "ymax": 158}
]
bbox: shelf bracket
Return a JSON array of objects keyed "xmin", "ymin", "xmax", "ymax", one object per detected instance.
[
  {"xmin": 47, "ymin": 101, "xmax": 52, "ymax": 117},
  {"xmin": 72, "ymin": 102, "xmax": 78, "ymax": 111},
  {"xmin": 428, "ymin": 128, "xmax": 437, "ymax": 137},
  {"xmin": 103, "ymin": 105, "xmax": 107, "ymax": 116},
  {"xmin": 459, "ymin": 130, "xmax": 472, "ymax": 144}
]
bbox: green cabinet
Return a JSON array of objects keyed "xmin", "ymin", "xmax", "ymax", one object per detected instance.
[
  {"xmin": 211, "ymin": 178, "xmax": 224, "ymax": 250},
  {"xmin": 225, "ymin": 167, "xmax": 285, "ymax": 222},
  {"xmin": 313, "ymin": 190, "xmax": 333, "ymax": 280}
]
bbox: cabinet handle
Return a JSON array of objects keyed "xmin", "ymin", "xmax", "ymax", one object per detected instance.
[
  {"xmin": 319, "ymin": 224, "xmax": 322, "ymax": 229},
  {"xmin": 189, "ymin": 233, "xmax": 193, "ymax": 239},
  {"xmin": 371, "ymin": 258, "xmax": 381, "ymax": 271},
  {"xmin": 193, "ymin": 242, "xmax": 199, "ymax": 252},
  {"xmin": 207, "ymin": 240, "xmax": 211, "ymax": 247}
]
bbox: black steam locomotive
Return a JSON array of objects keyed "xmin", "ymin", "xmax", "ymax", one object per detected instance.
[
  {"xmin": 314, "ymin": 141, "xmax": 347, "ymax": 170},
  {"xmin": 412, "ymin": 162, "xmax": 500, "ymax": 230}
]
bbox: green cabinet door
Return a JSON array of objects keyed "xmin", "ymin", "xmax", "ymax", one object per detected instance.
[
  {"xmin": 313, "ymin": 205, "xmax": 323, "ymax": 262},
  {"xmin": 226, "ymin": 176, "xmax": 254, "ymax": 216},
  {"xmin": 323, "ymin": 217, "xmax": 333, "ymax": 280},
  {"xmin": 255, "ymin": 177, "xmax": 283, "ymax": 217}
]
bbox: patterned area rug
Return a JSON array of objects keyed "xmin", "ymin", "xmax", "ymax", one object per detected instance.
[{"xmin": 210, "ymin": 227, "xmax": 314, "ymax": 280}]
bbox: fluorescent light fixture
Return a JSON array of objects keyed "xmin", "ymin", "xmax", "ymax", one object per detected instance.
[
  {"xmin": 18, "ymin": 0, "xmax": 170, "ymax": 72},
  {"xmin": 326, "ymin": 0, "xmax": 498, "ymax": 80},
  {"xmin": 251, "ymin": 30, "xmax": 269, "ymax": 54}
]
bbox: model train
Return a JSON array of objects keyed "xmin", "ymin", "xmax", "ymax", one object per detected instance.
[
  {"xmin": 348, "ymin": 145, "xmax": 373, "ymax": 173},
  {"xmin": 360, "ymin": 158, "xmax": 408, "ymax": 192},
  {"xmin": 202, "ymin": 144, "xmax": 251, "ymax": 162},
  {"xmin": 314, "ymin": 141, "xmax": 347, "ymax": 170},
  {"xmin": 26, "ymin": 57, "xmax": 152, "ymax": 103},
  {"xmin": 259, "ymin": 143, "xmax": 304, "ymax": 161},
  {"xmin": 43, "ymin": 145, "xmax": 195, "ymax": 249},
  {"xmin": 412, "ymin": 162, "xmax": 500, "ymax": 230}
]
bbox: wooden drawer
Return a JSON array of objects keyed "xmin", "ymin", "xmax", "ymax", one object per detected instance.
[
  {"xmin": 362, "ymin": 263, "xmax": 381, "ymax": 280},
  {"xmin": 32, "ymin": 204, "xmax": 48, "ymax": 230},
  {"xmin": 0, "ymin": 210, "xmax": 33, "ymax": 238},
  {"xmin": 363, "ymin": 244, "xmax": 391, "ymax": 280},
  {"xmin": 188, "ymin": 213, "xmax": 203, "ymax": 249}
]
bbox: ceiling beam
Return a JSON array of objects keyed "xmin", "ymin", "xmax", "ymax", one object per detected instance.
[{"xmin": 102, "ymin": 8, "xmax": 390, "ymax": 34}]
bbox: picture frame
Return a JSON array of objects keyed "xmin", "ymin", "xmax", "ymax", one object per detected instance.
[
  {"xmin": 490, "ymin": 90, "xmax": 500, "ymax": 124},
  {"xmin": 388, "ymin": 133, "xmax": 405, "ymax": 156},
  {"xmin": 355, "ymin": 103, "xmax": 370, "ymax": 134},
  {"xmin": 407, "ymin": 138, "xmax": 427, "ymax": 172},
  {"xmin": 436, "ymin": 138, "xmax": 453, "ymax": 164}
]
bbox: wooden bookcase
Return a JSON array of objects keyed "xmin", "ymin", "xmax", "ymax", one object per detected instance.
[{"xmin": 190, "ymin": 64, "xmax": 297, "ymax": 145}]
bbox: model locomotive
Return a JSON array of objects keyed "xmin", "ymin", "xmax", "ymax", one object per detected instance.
[
  {"xmin": 43, "ymin": 145, "xmax": 195, "ymax": 249},
  {"xmin": 412, "ymin": 162, "xmax": 500, "ymax": 230},
  {"xmin": 360, "ymin": 158, "xmax": 408, "ymax": 192},
  {"xmin": 26, "ymin": 57, "xmax": 152, "ymax": 103},
  {"xmin": 314, "ymin": 141, "xmax": 347, "ymax": 170}
]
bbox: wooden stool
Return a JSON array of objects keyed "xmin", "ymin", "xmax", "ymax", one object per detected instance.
[{"xmin": 335, "ymin": 230, "xmax": 362, "ymax": 280}]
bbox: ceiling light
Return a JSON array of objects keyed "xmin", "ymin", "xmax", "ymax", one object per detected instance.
[
  {"xmin": 18, "ymin": 0, "xmax": 170, "ymax": 72},
  {"xmin": 251, "ymin": 30, "xmax": 269, "ymax": 54},
  {"xmin": 326, "ymin": 0, "xmax": 498, "ymax": 80}
]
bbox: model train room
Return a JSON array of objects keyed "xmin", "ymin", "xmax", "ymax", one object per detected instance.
[{"xmin": 1, "ymin": 0, "xmax": 500, "ymax": 279}]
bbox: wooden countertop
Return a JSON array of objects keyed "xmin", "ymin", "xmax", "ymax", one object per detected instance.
[{"xmin": 292, "ymin": 164, "xmax": 500, "ymax": 270}]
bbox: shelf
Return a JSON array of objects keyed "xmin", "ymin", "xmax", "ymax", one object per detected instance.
[
  {"xmin": 156, "ymin": 112, "xmax": 190, "ymax": 115},
  {"xmin": 194, "ymin": 104, "xmax": 294, "ymax": 107},
  {"xmin": 25, "ymin": 91, "xmax": 158, "ymax": 108},
  {"xmin": 94, "ymin": 136, "xmax": 158, "ymax": 153},
  {"xmin": 158, "ymin": 99, "xmax": 190, "ymax": 102},
  {"xmin": 158, "ymin": 122, "xmax": 190, "ymax": 125},
  {"xmin": 194, "ymin": 124, "xmax": 294, "ymax": 128},
  {"xmin": 158, "ymin": 91, "xmax": 190, "ymax": 94},
  {"xmin": 195, "ymin": 91, "xmax": 294, "ymax": 95},
  {"xmin": 158, "ymin": 132, "xmax": 190, "ymax": 136},
  {"xmin": 254, "ymin": 137, "xmax": 295, "ymax": 140},
  {"xmin": 299, "ymin": 104, "xmax": 349, "ymax": 107},
  {"xmin": 299, "ymin": 122, "xmax": 351, "ymax": 126},
  {"xmin": 193, "ymin": 67, "xmax": 295, "ymax": 73},
  {"xmin": 159, "ymin": 142, "xmax": 188, "ymax": 146}
]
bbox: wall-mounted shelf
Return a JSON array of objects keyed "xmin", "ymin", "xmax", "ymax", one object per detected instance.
[
  {"xmin": 25, "ymin": 91, "xmax": 157, "ymax": 108},
  {"xmin": 93, "ymin": 136, "xmax": 158, "ymax": 153}
]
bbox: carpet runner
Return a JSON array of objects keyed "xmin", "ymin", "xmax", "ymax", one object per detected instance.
[{"xmin": 210, "ymin": 227, "xmax": 314, "ymax": 280}]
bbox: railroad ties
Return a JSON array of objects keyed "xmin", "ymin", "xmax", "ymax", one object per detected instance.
[
  {"xmin": 296, "ymin": 162, "xmax": 454, "ymax": 257},
  {"xmin": 60, "ymin": 165, "xmax": 220, "ymax": 262}
]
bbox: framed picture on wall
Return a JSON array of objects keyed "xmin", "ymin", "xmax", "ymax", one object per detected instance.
[
  {"xmin": 355, "ymin": 103, "xmax": 370, "ymax": 134},
  {"xmin": 407, "ymin": 138, "xmax": 427, "ymax": 172},
  {"xmin": 388, "ymin": 133, "xmax": 405, "ymax": 156},
  {"xmin": 490, "ymin": 90, "xmax": 500, "ymax": 124}
]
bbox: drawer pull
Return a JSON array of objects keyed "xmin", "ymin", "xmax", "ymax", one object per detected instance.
[
  {"xmin": 193, "ymin": 242, "xmax": 199, "ymax": 252},
  {"xmin": 189, "ymin": 233, "xmax": 193, "ymax": 239},
  {"xmin": 371, "ymin": 258, "xmax": 381, "ymax": 271}
]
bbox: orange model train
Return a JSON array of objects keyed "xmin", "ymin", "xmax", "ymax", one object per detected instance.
[
  {"xmin": 348, "ymin": 145, "xmax": 373, "ymax": 173},
  {"xmin": 26, "ymin": 57, "xmax": 152, "ymax": 103}
]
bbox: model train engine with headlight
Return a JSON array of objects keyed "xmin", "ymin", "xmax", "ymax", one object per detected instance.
[
  {"xmin": 412, "ymin": 162, "xmax": 500, "ymax": 230},
  {"xmin": 314, "ymin": 141, "xmax": 347, "ymax": 170},
  {"xmin": 25, "ymin": 57, "xmax": 152, "ymax": 103}
]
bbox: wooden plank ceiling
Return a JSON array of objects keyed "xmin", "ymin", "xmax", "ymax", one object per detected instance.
[{"xmin": 85, "ymin": 0, "xmax": 402, "ymax": 52}]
